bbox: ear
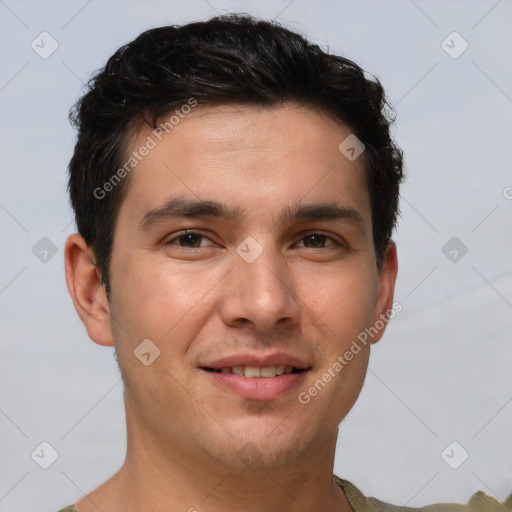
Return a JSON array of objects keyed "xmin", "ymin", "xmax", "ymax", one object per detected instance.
[
  {"xmin": 64, "ymin": 233, "xmax": 114, "ymax": 347},
  {"xmin": 370, "ymin": 240, "xmax": 399, "ymax": 344}
]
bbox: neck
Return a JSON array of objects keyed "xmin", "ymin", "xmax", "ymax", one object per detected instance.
[{"xmin": 75, "ymin": 404, "xmax": 353, "ymax": 512}]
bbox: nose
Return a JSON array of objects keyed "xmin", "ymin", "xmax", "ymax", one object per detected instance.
[{"xmin": 219, "ymin": 241, "xmax": 301, "ymax": 333}]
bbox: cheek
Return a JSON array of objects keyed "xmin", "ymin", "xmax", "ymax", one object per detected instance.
[
  {"xmin": 299, "ymin": 262, "xmax": 377, "ymax": 348},
  {"xmin": 110, "ymin": 253, "xmax": 225, "ymax": 347},
  {"xmin": 297, "ymin": 270, "xmax": 374, "ymax": 423}
]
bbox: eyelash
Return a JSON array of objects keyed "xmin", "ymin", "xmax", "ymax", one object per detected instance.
[{"xmin": 163, "ymin": 231, "xmax": 344, "ymax": 250}]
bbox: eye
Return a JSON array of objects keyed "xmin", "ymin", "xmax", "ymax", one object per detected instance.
[
  {"xmin": 296, "ymin": 233, "xmax": 341, "ymax": 249},
  {"xmin": 164, "ymin": 231, "xmax": 213, "ymax": 248}
]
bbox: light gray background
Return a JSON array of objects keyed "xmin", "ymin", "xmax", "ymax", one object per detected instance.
[{"xmin": 1, "ymin": 1, "xmax": 511, "ymax": 510}]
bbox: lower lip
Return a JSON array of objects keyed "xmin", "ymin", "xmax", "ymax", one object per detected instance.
[{"xmin": 202, "ymin": 370, "xmax": 308, "ymax": 400}]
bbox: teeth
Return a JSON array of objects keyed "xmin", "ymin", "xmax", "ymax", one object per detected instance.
[
  {"xmin": 215, "ymin": 365, "xmax": 300, "ymax": 378},
  {"xmin": 260, "ymin": 366, "xmax": 276, "ymax": 378},
  {"xmin": 244, "ymin": 366, "xmax": 261, "ymax": 378}
]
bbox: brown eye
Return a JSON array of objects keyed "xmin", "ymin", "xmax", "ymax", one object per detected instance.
[
  {"xmin": 165, "ymin": 231, "xmax": 212, "ymax": 248},
  {"xmin": 299, "ymin": 233, "xmax": 338, "ymax": 249},
  {"xmin": 176, "ymin": 233, "xmax": 202, "ymax": 247}
]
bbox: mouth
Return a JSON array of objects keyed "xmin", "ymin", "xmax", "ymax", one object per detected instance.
[
  {"xmin": 199, "ymin": 358, "xmax": 311, "ymax": 400},
  {"xmin": 201, "ymin": 365, "xmax": 307, "ymax": 378}
]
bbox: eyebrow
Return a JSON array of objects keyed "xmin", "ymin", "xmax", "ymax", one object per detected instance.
[
  {"xmin": 275, "ymin": 201, "xmax": 365, "ymax": 233},
  {"xmin": 138, "ymin": 197, "xmax": 365, "ymax": 233},
  {"xmin": 139, "ymin": 197, "xmax": 244, "ymax": 230}
]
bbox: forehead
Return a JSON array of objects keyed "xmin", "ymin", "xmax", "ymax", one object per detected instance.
[{"xmin": 117, "ymin": 103, "xmax": 370, "ymax": 231}]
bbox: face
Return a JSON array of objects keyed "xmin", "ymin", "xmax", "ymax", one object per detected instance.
[{"xmin": 91, "ymin": 104, "xmax": 397, "ymax": 469}]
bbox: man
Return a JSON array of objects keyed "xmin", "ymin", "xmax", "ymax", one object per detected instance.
[{"xmin": 62, "ymin": 14, "xmax": 511, "ymax": 512}]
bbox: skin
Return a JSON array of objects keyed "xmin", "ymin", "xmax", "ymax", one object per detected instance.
[{"xmin": 65, "ymin": 103, "xmax": 398, "ymax": 512}]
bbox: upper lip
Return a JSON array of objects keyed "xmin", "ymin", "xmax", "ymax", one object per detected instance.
[{"xmin": 201, "ymin": 352, "xmax": 311, "ymax": 370}]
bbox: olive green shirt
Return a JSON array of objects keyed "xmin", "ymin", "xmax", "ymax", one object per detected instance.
[{"xmin": 57, "ymin": 475, "xmax": 512, "ymax": 511}]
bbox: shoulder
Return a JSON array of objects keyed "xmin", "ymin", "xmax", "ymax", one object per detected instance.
[
  {"xmin": 334, "ymin": 475, "xmax": 512, "ymax": 511},
  {"xmin": 56, "ymin": 506, "xmax": 77, "ymax": 512}
]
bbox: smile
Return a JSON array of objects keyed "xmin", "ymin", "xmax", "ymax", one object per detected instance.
[
  {"xmin": 201, "ymin": 365, "xmax": 310, "ymax": 400},
  {"xmin": 203, "ymin": 365, "xmax": 305, "ymax": 378}
]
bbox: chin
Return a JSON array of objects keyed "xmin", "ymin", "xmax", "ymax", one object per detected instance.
[{"xmin": 198, "ymin": 418, "xmax": 318, "ymax": 470}]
